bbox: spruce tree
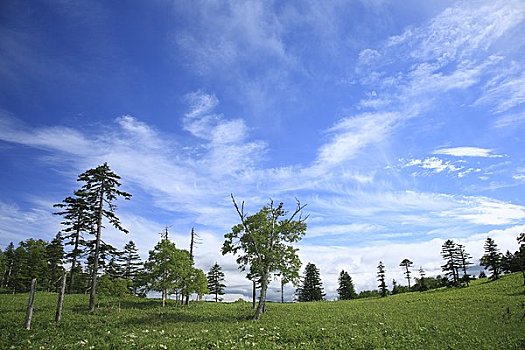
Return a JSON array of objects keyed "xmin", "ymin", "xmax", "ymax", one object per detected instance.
[
  {"xmin": 296, "ymin": 262, "xmax": 325, "ymax": 302},
  {"xmin": 399, "ymin": 258, "xmax": 413, "ymax": 288},
  {"xmin": 77, "ymin": 163, "xmax": 131, "ymax": 312},
  {"xmin": 377, "ymin": 261, "xmax": 388, "ymax": 297},
  {"xmin": 120, "ymin": 241, "xmax": 143, "ymax": 294},
  {"xmin": 480, "ymin": 237, "xmax": 502, "ymax": 280},
  {"xmin": 337, "ymin": 270, "xmax": 356, "ymax": 300},
  {"xmin": 207, "ymin": 263, "xmax": 226, "ymax": 302}
]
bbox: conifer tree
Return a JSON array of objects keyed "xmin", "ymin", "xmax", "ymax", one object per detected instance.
[
  {"xmin": 120, "ymin": 241, "xmax": 143, "ymax": 294},
  {"xmin": 54, "ymin": 190, "xmax": 93, "ymax": 292},
  {"xmin": 77, "ymin": 163, "xmax": 131, "ymax": 312},
  {"xmin": 457, "ymin": 244, "xmax": 472, "ymax": 286},
  {"xmin": 296, "ymin": 262, "xmax": 325, "ymax": 302},
  {"xmin": 418, "ymin": 266, "xmax": 427, "ymax": 291},
  {"xmin": 337, "ymin": 270, "xmax": 356, "ymax": 300},
  {"xmin": 377, "ymin": 261, "xmax": 388, "ymax": 297},
  {"xmin": 441, "ymin": 240, "xmax": 460, "ymax": 285},
  {"xmin": 518, "ymin": 233, "xmax": 525, "ymax": 286},
  {"xmin": 207, "ymin": 263, "xmax": 226, "ymax": 302},
  {"xmin": 45, "ymin": 233, "xmax": 65, "ymax": 292},
  {"xmin": 399, "ymin": 258, "xmax": 413, "ymax": 288},
  {"xmin": 480, "ymin": 237, "xmax": 502, "ymax": 280}
]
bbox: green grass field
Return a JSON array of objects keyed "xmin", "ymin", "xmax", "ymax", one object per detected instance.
[{"xmin": 1, "ymin": 273, "xmax": 524, "ymax": 350}]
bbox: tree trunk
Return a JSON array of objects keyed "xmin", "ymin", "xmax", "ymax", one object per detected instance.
[
  {"xmin": 68, "ymin": 226, "xmax": 81, "ymax": 292},
  {"xmin": 24, "ymin": 279, "xmax": 37, "ymax": 330},
  {"xmin": 281, "ymin": 279, "xmax": 284, "ymax": 303},
  {"xmin": 252, "ymin": 280, "xmax": 256, "ymax": 309},
  {"xmin": 215, "ymin": 290, "xmax": 218, "ymax": 302},
  {"xmin": 89, "ymin": 188, "xmax": 104, "ymax": 312},
  {"xmin": 55, "ymin": 273, "xmax": 67, "ymax": 322},
  {"xmin": 254, "ymin": 269, "xmax": 269, "ymax": 320}
]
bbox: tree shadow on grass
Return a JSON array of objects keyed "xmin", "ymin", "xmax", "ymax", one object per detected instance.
[{"xmin": 120, "ymin": 309, "xmax": 251, "ymax": 326}]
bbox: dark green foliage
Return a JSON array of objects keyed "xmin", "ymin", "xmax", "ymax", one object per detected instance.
[
  {"xmin": 480, "ymin": 237, "xmax": 502, "ymax": 280},
  {"xmin": 45, "ymin": 233, "xmax": 65, "ymax": 292},
  {"xmin": 296, "ymin": 262, "xmax": 325, "ymax": 302},
  {"xmin": 120, "ymin": 240, "xmax": 143, "ymax": 294},
  {"xmin": 357, "ymin": 289, "xmax": 380, "ymax": 298},
  {"xmin": 1, "ymin": 242, "xmax": 15, "ymax": 289},
  {"xmin": 517, "ymin": 233, "xmax": 525, "ymax": 286},
  {"xmin": 53, "ymin": 190, "xmax": 94, "ymax": 292},
  {"xmin": 97, "ymin": 274, "xmax": 131, "ymax": 298},
  {"xmin": 399, "ymin": 258, "xmax": 413, "ymax": 288},
  {"xmin": 337, "ymin": 270, "xmax": 356, "ymax": 300},
  {"xmin": 207, "ymin": 263, "xmax": 226, "ymax": 302},
  {"xmin": 76, "ymin": 162, "xmax": 131, "ymax": 311},
  {"xmin": 457, "ymin": 244, "xmax": 472, "ymax": 286},
  {"xmin": 223, "ymin": 196, "xmax": 307, "ymax": 319},
  {"xmin": 377, "ymin": 261, "xmax": 388, "ymax": 297},
  {"xmin": 440, "ymin": 240, "xmax": 461, "ymax": 285}
]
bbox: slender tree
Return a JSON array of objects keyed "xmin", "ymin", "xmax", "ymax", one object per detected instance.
[
  {"xmin": 296, "ymin": 262, "xmax": 325, "ymax": 302},
  {"xmin": 337, "ymin": 270, "xmax": 357, "ymax": 300},
  {"xmin": 441, "ymin": 240, "xmax": 460, "ymax": 285},
  {"xmin": 457, "ymin": 244, "xmax": 472, "ymax": 286},
  {"xmin": 399, "ymin": 258, "xmax": 413, "ymax": 289},
  {"xmin": 53, "ymin": 190, "xmax": 93, "ymax": 292},
  {"xmin": 207, "ymin": 263, "xmax": 226, "ymax": 302},
  {"xmin": 77, "ymin": 163, "xmax": 131, "ymax": 312},
  {"xmin": 2, "ymin": 242, "xmax": 15, "ymax": 288},
  {"xmin": 417, "ymin": 266, "xmax": 427, "ymax": 291},
  {"xmin": 222, "ymin": 195, "xmax": 307, "ymax": 320},
  {"xmin": 120, "ymin": 241, "xmax": 143, "ymax": 294},
  {"xmin": 45, "ymin": 233, "xmax": 65, "ymax": 292},
  {"xmin": 377, "ymin": 261, "xmax": 388, "ymax": 297}
]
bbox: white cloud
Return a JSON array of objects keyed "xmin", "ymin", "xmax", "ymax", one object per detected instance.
[
  {"xmin": 433, "ymin": 147, "xmax": 502, "ymax": 158},
  {"xmin": 493, "ymin": 112, "xmax": 525, "ymax": 128}
]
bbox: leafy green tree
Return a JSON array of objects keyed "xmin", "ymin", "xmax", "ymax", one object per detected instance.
[
  {"xmin": 296, "ymin": 262, "xmax": 325, "ymax": 302},
  {"xmin": 337, "ymin": 270, "xmax": 356, "ymax": 300},
  {"xmin": 45, "ymin": 233, "xmax": 65, "ymax": 292},
  {"xmin": 480, "ymin": 237, "xmax": 502, "ymax": 280},
  {"xmin": 377, "ymin": 261, "xmax": 388, "ymax": 297},
  {"xmin": 77, "ymin": 163, "xmax": 131, "ymax": 312},
  {"xmin": 399, "ymin": 258, "xmax": 413, "ymax": 288},
  {"xmin": 223, "ymin": 196, "xmax": 307, "ymax": 320},
  {"xmin": 144, "ymin": 238, "xmax": 193, "ymax": 307},
  {"xmin": 54, "ymin": 190, "xmax": 93, "ymax": 292},
  {"xmin": 441, "ymin": 240, "xmax": 460, "ymax": 285},
  {"xmin": 207, "ymin": 263, "xmax": 226, "ymax": 302},
  {"xmin": 183, "ymin": 268, "xmax": 208, "ymax": 301}
]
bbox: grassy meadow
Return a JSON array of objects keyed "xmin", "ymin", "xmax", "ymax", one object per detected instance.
[{"xmin": 1, "ymin": 273, "xmax": 524, "ymax": 350}]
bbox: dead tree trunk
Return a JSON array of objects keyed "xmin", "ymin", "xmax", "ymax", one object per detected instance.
[
  {"xmin": 55, "ymin": 273, "xmax": 67, "ymax": 323},
  {"xmin": 24, "ymin": 279, "xmax": 37, "ymax": 330}
]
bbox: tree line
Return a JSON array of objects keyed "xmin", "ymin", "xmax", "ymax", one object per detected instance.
[{"xmin": 1, "ymin": 162, "xmax": 524, "ymax": 322}]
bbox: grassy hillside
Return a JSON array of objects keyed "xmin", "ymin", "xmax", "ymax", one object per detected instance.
[{"xmin": 1, "ymin": 273, "xmax": 524, "ymax": 350}]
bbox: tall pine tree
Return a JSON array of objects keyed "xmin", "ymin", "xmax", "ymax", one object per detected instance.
[
  {"xmin": 207, "ymin": 263, "xmax": 226, "ymax": 302},
  {"xmin": 399, "ymin": 258, "xmax": 413, "ymax": 289},
  {"xmin": 77, "ymin": 163, "xmax": 131, "ymax": 312},
  {"xmin": 296, "ymin": 262, "xmax": 325, "ymax": 302},
  {"xmin": 441, "ymin": 240, "xmax": 460, "ymax": 285},
  {"xmin": 377, "ymin": 261, "xmax": 388, "ymax": 297}
]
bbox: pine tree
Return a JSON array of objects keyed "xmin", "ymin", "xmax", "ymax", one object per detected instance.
[
  {"xmin": 441, "ymin": 240, "xmax": 460, "ymax": 285},
  {"xmin": 501, "ymin": 250, "xmax": 514, "ymax": 274},
  {"xmin": 207, "ymin": 263, "xmax": 226, "ymax": 302},
  {"xmin": 45, "ymin": 233, "xmax": 65, "ymax": 292},
  {"xmin": 399, "ymin": 258, "xmax": 413, "ymax": 289},
  {"xmin": 457, "ymin": 244, "xmax": 472, "ymax": 286},
  {"xmin": 337, "ymin": 270, "xmax": 356, "ymax": 300},
  {"xmin": 77, "ymin": 163, "xmax": 131, "ymax": 312},
  {"xmin": 296, "ymin": 262, "xmax": 325, "ymax": 302},
  {"xmin": 377, "ymin": 261, "xmax": 388, "ymax": 297},
  {"xmin": 518, "ymin": 233, "xmax": 525, "ymax": 286},
  {"xmin": 480, "ymin": 237, "xmax": 502, "ymax": 280},
  {"xmin": 54, "ymin": 190, "xmax": 94, "ymax": 292},
  {"xmin": 417, "ymin": 266, "xmax": 427, "ymax": 291}
]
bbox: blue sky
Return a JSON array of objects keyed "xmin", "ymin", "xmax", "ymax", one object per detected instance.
[{"xmin": 1, "ymin": 0, "xmax": 525, "ymax": 300}]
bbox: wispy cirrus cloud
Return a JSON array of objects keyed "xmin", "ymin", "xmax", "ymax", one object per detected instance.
[{"xmin": 433, "ymin": 147, "xmax": 502, "ymax": 158}]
